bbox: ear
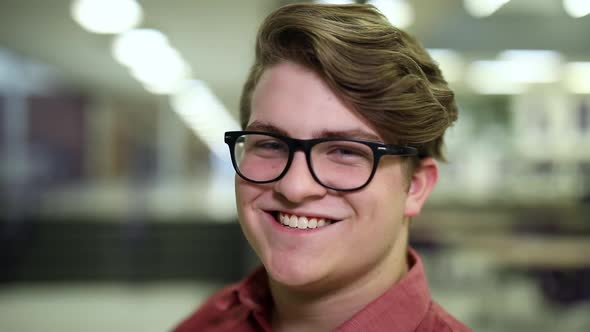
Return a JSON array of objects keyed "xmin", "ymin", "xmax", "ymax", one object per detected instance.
[{"xmin": 403, "ymin": 158, "xmax": 438, "ymax": 217}]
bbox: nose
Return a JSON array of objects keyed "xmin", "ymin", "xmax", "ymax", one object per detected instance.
[{"xmin": 273, "ymin": 151, "xmax": 327, "ymax": 203}]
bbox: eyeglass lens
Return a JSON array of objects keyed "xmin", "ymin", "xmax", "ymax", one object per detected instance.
[{"xmin": 233, "ymin": 133, "xmax": 374, "ymax": 190}]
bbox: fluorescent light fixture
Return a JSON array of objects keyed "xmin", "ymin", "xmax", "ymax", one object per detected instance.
[
  {"xmin": 367, "ymin": 0, "xmax": 415, "ymax": 29},
  {"xmin": 314, "ymin": 0, "xmax": 356, "ymax": 4},
  {"xmin": 563, "ymin": 0, "xmax": 590, "ymax": 18},
  {"xmin": 129, "ymin": 49, "xmax": 189, "ymax": 89},
  {"xmin": 463, "ymin": 0, "xmax": 511, "ymax": 17},
  {"xmin": 143, "ymin": 81, "xmax": 183, "ymax": 95},
  {"xmin": 170, "ymin": 80, "xmax": 240, "ymax": 159},
  {"xmin": 71, "ymin": 0, "xmax": 142, "ymax": 34},
  {"xmin": 112, "ymin": 29, "xmax": 169, "ymax": 67},
  {"xmin": 466, "ymin": 60, "xmax": 526, "ymax": 94},
  {"xmin": 427, "ymin": 49, "xmax": 464, "ymax": 83},
  {"xmin": 112, "ymin": 29, "xmax": 190, "ymax": 94},
  {"xmin": 467, "ymin": 50, "xmax": 562, "ymax": 94},
  {"xmin": 498, "ymin": 49, "xmax": 562, "ymax": 83},
  {"xmin": 564, "ymin": 62, "xmax": 590, "ymax": 94}
]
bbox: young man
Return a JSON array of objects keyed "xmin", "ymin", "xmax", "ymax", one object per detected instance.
[{"xmin": 175, "ymin": 3, "xmax": 470, "ymax": 331}]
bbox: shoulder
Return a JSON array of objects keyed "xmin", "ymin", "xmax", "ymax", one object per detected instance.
[{"xmin": 416, "ymin": 301, "xmax": 472, "ymax": 332}]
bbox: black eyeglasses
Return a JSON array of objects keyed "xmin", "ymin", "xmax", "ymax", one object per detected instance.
[{"xmin": 224, "ymin": 131, "xmax": 418, "ymax": 191}]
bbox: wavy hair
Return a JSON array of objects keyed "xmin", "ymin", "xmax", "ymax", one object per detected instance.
[{"xmin": 240, "ymin": 3, "xmax": 458, "ymax": 165}]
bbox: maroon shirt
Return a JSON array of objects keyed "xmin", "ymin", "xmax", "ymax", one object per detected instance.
[{"xmin": 174, "ymin": 249, "xmax": 471, "ymax": 332}]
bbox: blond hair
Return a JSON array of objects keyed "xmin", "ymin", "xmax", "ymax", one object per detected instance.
[{"xmin": 240, "ymin": 3, "xmax": 458, "ymax": 164}]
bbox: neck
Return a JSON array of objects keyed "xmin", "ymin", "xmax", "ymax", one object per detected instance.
[{"xmin": 269, "ymin": 229, "xmax": 409, "ymax": 332}]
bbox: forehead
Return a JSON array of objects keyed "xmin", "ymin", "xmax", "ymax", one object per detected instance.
[{"xmin": 249, "ymin": 61, "xmax": 379, "ymax": 139}]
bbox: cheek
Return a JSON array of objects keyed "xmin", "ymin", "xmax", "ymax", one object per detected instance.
[
  {"xmin": 235, "ymin": 178, "xmax": 255, "ymax": 215},
  {"xmin": 374, "ymin": 162, "xmax": 406, "ymax": 192},
  {"xmin": 235, "ymin": 177, "xmax": 271, "ymax": 220},
  {"xmin": 353, "ymin": 165, "xmax": 407, "ymax": 220},
  {"xmin": 234, "ymin": 179, "xmax": 266, "ymax": 253},
  {"xmin": 235, "ymin": 177, "xmax": 245, "ymax": 212}
]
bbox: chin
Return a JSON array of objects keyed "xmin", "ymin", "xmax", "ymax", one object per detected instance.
[{"xmin": 264, "ymin": 253, "xmax": 327, "ymax": 289}]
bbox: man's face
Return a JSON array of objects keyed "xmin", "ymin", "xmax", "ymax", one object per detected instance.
[{"xmin": 236, "ymin": 61, "xmax": 419, "ymax": 291}]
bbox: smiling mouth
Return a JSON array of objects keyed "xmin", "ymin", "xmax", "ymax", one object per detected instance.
[{"xmin": 270, "ymin": 211, "xmax": 336, "ymax": 230}]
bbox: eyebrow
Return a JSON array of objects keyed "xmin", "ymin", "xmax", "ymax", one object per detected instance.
[
  {"xmin": 245, "ymin": 121, "xmax": 289, "ymax": 136},
  {"xmin": 316, "ymin": 129, "xmax": 382, "ymax": 142},
  {"xmin": 245, "ymin": 120, "xmax": 383, "ymax": 142}
]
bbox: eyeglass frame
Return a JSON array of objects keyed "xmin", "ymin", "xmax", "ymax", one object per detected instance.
[{"xmin": 224, "ymin": 130, "xmax": 418, "ymax": 192}]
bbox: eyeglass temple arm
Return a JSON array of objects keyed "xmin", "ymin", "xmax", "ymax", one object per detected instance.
[{"xmin": 379, "ymin": 145, "xmax": 418, "ymax": 156}]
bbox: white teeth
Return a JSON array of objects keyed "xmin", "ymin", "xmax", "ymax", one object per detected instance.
[
  {"xmin": 308, "ymin": 218, "xmax": 317, "ymax": 229},
  {"xmin": 280, "ymin": 214, "xmax": 289, "ymax": 225},
  {"xmin": 278, "ymin": 213, "xmax": 333, "ymax": 230},
  {"xmin": 288, "ymin": 215, "xmax": 298, "ymax": 228},
  {"xmin": 297, "ymin": 217, "xmax": 308, "ymax": 229}
]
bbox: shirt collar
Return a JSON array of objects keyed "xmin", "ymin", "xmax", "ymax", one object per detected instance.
[
  {"xmin": 214, "ymin": 248, "xmax": 431, "ymax": 332},
  {"xmin": 214, "ymin": 265, "xmax": 272, "ymax": 313},
  {"xmin": 335, "ymin": 248, "xmax": 431, "ymax": 331}
]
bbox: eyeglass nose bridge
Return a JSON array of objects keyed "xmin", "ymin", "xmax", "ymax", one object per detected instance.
[
  {"xmin": 286, "ymin": 137, "xmax": 314, "ymax": 154},
  {"xmin": 276, "ymin": 137, "xmax": 322, "ymax": 184}
]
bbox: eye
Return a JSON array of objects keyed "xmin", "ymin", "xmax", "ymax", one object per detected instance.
[
  {"xmin": 318, "ymin": 141, "xmax": 372, "ymax": 164},
  {"xmin": 244, "ymin": 136, "xmax": 289, "ymax": 158},
  {"xmin": 331, "ymin": 147, "xmax": 364, "ymax": 157},
  {"xmin": 337, "ymin": 148, "xmax": 369, "ymax": 160},
  {"xmin": 255, "ymin": 139, "xmax": 286, "ymax": 151}
]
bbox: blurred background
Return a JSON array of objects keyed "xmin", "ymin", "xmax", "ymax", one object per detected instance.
[{"xmin": 0, "ymin": 0, "xmax": 589, "ymax": 331}]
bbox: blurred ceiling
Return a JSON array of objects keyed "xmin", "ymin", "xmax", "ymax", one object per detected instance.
[{"xmin": 0, "ymin": 0, "xmax": 589, "ymax": 114}]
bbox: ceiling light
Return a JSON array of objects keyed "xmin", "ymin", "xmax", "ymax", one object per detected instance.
[
  {"xmin": 71, "ymin": 0, "xmax": 142, "ymax": 34},
  {"xmin": 112, "ymin": 29, "xmax": 190, "ymax": 94},
  {"xmin": 467, "ymin": 60, "xmax": 526, "ymax": 94},
  {"xmin": 467, "ymin": 50, "xmax": 562, "ymax": 95},
  {"xmin": 463, "ymin": 0, "xmax": 511, "ymax": 17},
  {"xmin": 170, "ymin": 80, "xmax": 240, "ymax": 159},
  {"xmin": 564, "ymin": 62, "xmax": 590, "ymax": 94},
  {"xmin": 129, "ymin": 49, "xmax": 190, "ymax": 91},
  {"xmin": 143, "ymin": 81, "xmax": 184, "ymax": 95},
  {"xmin": 498, "ymin": 49, "xmax": 562, "ymax": 83},
  {"xmin": 563, "ymin": 0, "xmax": 590, "ymax": 18},
  {"xmin": 427, "ymin": 49, "xmax": 464, "ymax": 83},
  {"xmin": 367, "ymin": 0, "xmax": 415, "ymax": 29},
  {"xmin": 112, "ymin": 29, "xmax": 169, "ymax": 67}
]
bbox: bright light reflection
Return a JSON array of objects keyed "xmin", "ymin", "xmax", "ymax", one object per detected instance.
[
  {"xmin": 463, "ymin": 0, "xmax": 511, "ymax": 17},
  {"xmin": 71, "ymin": 0, "xmax": 142, "ymax": 34},
  {"xmin": 427, "ymin": 49, "xmax": 463, "ymax": 83},
  {"xmin": 170, "ymin": 80, "xmax": 240, "ymax": 159},
  {"xmin": 367, "ymin": 0, "xmax": 415, "ymax": 28},
  {"xmin": 563, "ymin": 0, "xmax": 590, "ymax": 18},
  {"xmin": 564, "ymin": 62, "xmax": 590, "ymax": 94}
]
